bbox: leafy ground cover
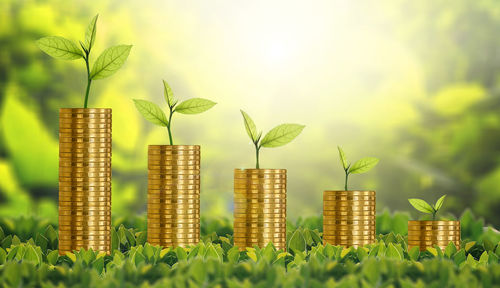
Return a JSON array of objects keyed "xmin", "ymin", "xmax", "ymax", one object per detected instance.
[{"xmin": 0, "ymin": 210, "xmax": 499, "ymax": 287}]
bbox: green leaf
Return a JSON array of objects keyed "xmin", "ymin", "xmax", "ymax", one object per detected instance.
[
  {"xmin": 47, "ymin": 250, "xmax": 59, "ymax": 265},
  {"xmin": 0, "ymin": 248, "xmax": 5, "ymax": 264},
  {"xmin": 465, "ymin": 241, "xmax": 476, "ymax": 252},
  {"xmin": 337, "ymin": 146, "xmax": 349, "ymax": 170},
  {"xmin": 84, "ymin": 14, "xmax": 98, "ymax": 51},
  {"xmin": 175, "ymin": 98, "xmax": 217, "ymax": 114},
  {"xmin": 261, "ymin": 124, "xmax": 305, "ymax": 148},
  {"xmin": 426, "ymin": 247, "xmax": 438, "ymax": 257},
  {"xmin": 36, "ymin": 36, "xmax": 83, "ymax": 60},
  {"xmin": 386, "ymin": 243, "xmax": 403, "ymax": 260},
  {"xmin": 434, "ymin": 195, "xmax": 446, "ymax": 211},
  {"xmin": 111, "ymin": 228, "xmax": 119, "ymax": 252},
  {"xmin": 92, "ymin": 257, "xmax": 104, "ymax": 274},
  {"xmin": 227, "ymin": 247, "xmax": 240, "ymax": 263},
  {"xmin": 453, "ymin": 250, "xmax": 466, "ymax": 265},
  {"xmin": 348, "ymin": 157, "xmax": 379, "ymax": 174},
  {"xmin": 44, "ymin": 225, "xmax": 57, "ymax": 248},
  {"xmin": 408, "ymin": 199, "xmax": 434, "ymax": 214},
  {"xmin": 479, "ymin": 251, "xmax": 489, "ymax": 264},
  {"xmin": 408, "ymin": 246, "xmax": 420, "ymax": 261},
  {"xmin": 240, "ymin": 110, "xmax": 258, "ymax": 142},
  {"xmin": 23, "ymin": 245, "xmax": 41, "ymax": 265},
  {"xmin": 444, "ymin": 242, "xmax": 457, "ymax": 258},
  {"xmin": 176, "ymin": 247, "xmax": 187, "ymax": 261},
  {"xmin": 35, "ymin": 234, "xmax": 48, "ymax": 252},
  {"xmin": 288, "ymin": 230, "xmax": 306, "ymax": 253},
  {"xmin": 162, "ymin": 80, "xmax": 177, "ymax": 107},
  {"xmin": 90, "ymin": 44, "xmax": 132, "ymax": 79},
  {"xmin": 133, "ymin": 99, "xmax": 169, "ymax": 127}
]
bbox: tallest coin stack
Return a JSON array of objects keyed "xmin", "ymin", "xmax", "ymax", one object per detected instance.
[{"xmin": 58, "ymin": 108, "xmax": 112, "ymax": 255}]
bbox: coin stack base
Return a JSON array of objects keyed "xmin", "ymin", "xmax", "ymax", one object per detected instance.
[
  {"xmin": 408, "ymin": 220, "xmax": 461, "ymax": 251},
  {"xmin": 58, "ymin": 108, "xmax": 112, "ymax": 255},
  {"xmin": 147, "ymin": 145, "xmax": 200, "ymax": 248},
  {"xmin": 323, "ymin": 190, "xmax": 376, "ymax": 247},
  {"xmin": 234, "ymin": 169, "xmax": 287, "ymax": 251}
]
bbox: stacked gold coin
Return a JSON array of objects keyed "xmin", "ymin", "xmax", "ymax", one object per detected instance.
[
  {"xmin": 147, "ymin": 145, "xmax": 200, "ymax": 247},
  {"xmin": 233, "ymin": 169, "xmax": 287, "ymax": 251},
  {"xmin": 323, "ymin": 190, "xmax": 375, "ymax": 247},
  {"xmin": 58, "ymin": 108, "xmax": 112, "ymax": 255},
  {"xmin": 408, "ymin": 220, "xmax": 461, "ymax": 251}
]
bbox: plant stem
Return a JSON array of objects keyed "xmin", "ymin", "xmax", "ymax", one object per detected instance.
[
  {"xmin": 344, "ymin": 170, "xmax": 349, "ymax": 191},
  {"xmin": 83, "ymin": 54, "xmax": 92, "ymax": 109},
  {"xmin": 255, "ymin": 144, "xmax": 260, "ymax": 169},
  {"xmin": 167, "ymin": 107, "xmax": 174, "ymax": 145},
  {"xmin": 432, "ymin": 210, "xmax": 436, "ymax": 221}
]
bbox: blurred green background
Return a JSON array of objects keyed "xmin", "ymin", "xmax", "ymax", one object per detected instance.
[{"xmin": 1, "ymin": 0, "xmax": 500, "ymax": 227}]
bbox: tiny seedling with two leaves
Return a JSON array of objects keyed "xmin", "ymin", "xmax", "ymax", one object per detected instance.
[
  {"xmin": 240, "ymin": 110, "xmax": 305, "ymax": 169},
  {"xmin": 408, "ymin": 195, "xmax": 447, "ymax": 221},
  {"xmin": 36, "ymin": 14, "xmax": 132, "ymax": 108},
  {"xmin": 134, "ymin": 80, "xmax": 216, "ymax": 145},
  {"xmin": 337, "ymin": 146, "xmax": 379, "ymax": 191}
]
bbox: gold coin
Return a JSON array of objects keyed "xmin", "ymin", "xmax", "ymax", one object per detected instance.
[
  {"xmin": 323, "ymin": 207, "xmax": 375, "ymax": 212},
  {"xmin": 59, "ymin": 196, "xmax": 110, "ymax": 202},
  {"xmin": 233, "ymin": 218, "xmax": 285, "ymax": 223},
  {"xmin": 323, "ymin": 220, "xmax": 375, "ymax": 225},
  {"xmin": 147, "ymin": 159, "xmax": 200, "ymax": 164},
  {"xmin": 147, "ymin": 218, "xmax": 199, "ymax": 223},
  {"xmin": 323, "ymin": 230, "xmax": 374, "ymax": 235},
  {"xmin": 59, "ymin": 115, "xmax": 111, "ymax": 121},
  {"xmin": 59, "ymin": 210, "xmax": 110, "ymax": 216},
  {"xmin": 323, "ymin": 191, "xmax": 375, "ymax": 196},
  {"xmin": 147, "ymin": 223, "xmax": 200, "ymax": 229},
  {"xmin": 58, "ymin": 191, "xmax": 110, "ymax": 197},
  {"xmin": 59, "ymin": 124, "xmax": 111, "ymax": 130},
  {"xmin": 233, "ymin": 223, "xmax": 286, "ymax": 228},
  {"xmin": 147, "ymin": 198, "xmax": 199, "ymax": 204},
  {"xmin": 59, "ymin": 149, "xmax": 111, "ymax": 155},
  {"xmin": 322, "ymin": 236, "xmax": 374, "ymax": 241},
  {"xmin": 323, "ymin": 216, "xmax": 375, "ymax": 221},
  {"xmin": 148, "ymin": 234, "xmax": 199, "ymax": 240},
  {"xmin": 59, "ymin": 224, "xmax": 110, "ymax": 230},
  {"xmin": 59, "ymin": 161, "xmax": 110, "ymax": 167},
  {"xmin": 323, "ymin": 200, "xmax": 375, "ymax": 206},
  {"xmin": 323, "ymin": 195, "xmax": 375, "ymax": 200},
  {"xmin": 323, "ymin": 211, "xmax": 375, "ymax": 216},
  {"xmin": 147, "ymin": 205, "xmax": 199, "ymax": 211}
]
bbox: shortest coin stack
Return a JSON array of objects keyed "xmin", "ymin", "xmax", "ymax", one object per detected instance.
[
  {"xmin": 233, "ymin": 169, "xmax": 287, "ymax": 251},
  {"xmin": 58, "ymin": 108, "xmax": 112, "ymax": 255},
  {"xmin": 147, "ymin": 145, "xmax": 200, "ymax": 247},
  {"xmin": 323, "ymin": 190, "xmax": 376, "ymax": 247},
  {"xmin": 408, "ymin": 220, "xmax": 461, "ymax": 251}
]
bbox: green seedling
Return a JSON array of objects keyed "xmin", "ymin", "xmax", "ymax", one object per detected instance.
[
  {"xmin": 240, "ymin": 110, "xmax": 305, "ymax": 169},
  {"xmin": 36, "ymin": 14, "xmax": 132, "ymax": 108},
  {"xmin": 134, "ymin": 80, "xmax": 216, "ymax": 145},
  {"xmin": 337, "ymin": 146, "xmax": 379, "ymax": 191},
  {"xmin": 408, "ymin": 195, "xmax": 446, "ymax": 221}
]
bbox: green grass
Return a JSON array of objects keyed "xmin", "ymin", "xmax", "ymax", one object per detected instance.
[{"xmin": 0, "ymin": 210, "xmax": 499, "ymax": 287}]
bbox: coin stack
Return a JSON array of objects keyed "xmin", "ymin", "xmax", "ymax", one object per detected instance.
[
  {"xmin": 408, "ymin": 220, "xmax": 461, "ymax": 251},
  {"xmin": 147, "ymin": 145, "xmax": 200, "ymax": 247},
  {"xmin": 323, "ymin": 190, "xmax": 376, "ymax": 247},
  {"xmin": 58, "ymin": 108, "xmax": 112, "ymax": 255},
  {"xmin": 233, "ymin": 169, "xmax": 287, "ymax": 251}
]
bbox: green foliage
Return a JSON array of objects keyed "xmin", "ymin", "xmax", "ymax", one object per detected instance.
[
  {"xmin": 134, "ymin": 80, "xmax": 216, "ymax": 145},
  {"xmin": 337, "ymin": 146, "xmax": 379, "ymax": 190},
  {"xmin": 240, "ymin": 110, "xmax": 305, "ymax": 168},
  {"xmin": 36, "ymin": 14, "xmax": 132, "ymax": 108},
  {"xmin": 0, "ymin": 214, "xmax": 499, "ymax": 286},
  {"xmin": 409, "ymin": 195, "xmax": 447, "ymax": 220}
]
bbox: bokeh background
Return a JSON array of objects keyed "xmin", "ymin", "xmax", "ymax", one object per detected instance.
[{"xmin": 1, "ymin": 0, "xmax": 500, "ymax": 227}]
